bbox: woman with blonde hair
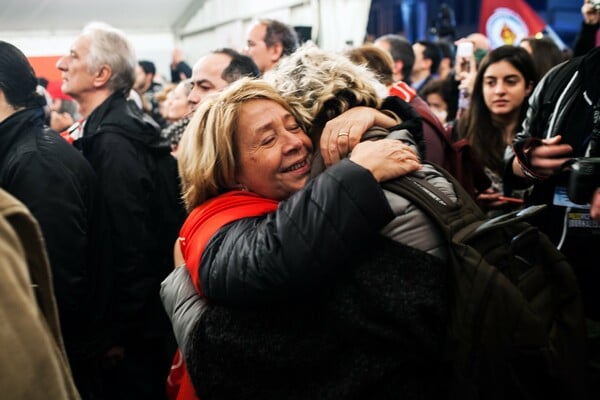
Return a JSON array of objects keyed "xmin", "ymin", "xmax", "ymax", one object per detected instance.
[
  {"xmin": 163, "ymin": 72, "xmax": 451, "ymax": 398},
  {"xmin": 265, "ymin": 44, "xmax": 455, "ymax": 255}
]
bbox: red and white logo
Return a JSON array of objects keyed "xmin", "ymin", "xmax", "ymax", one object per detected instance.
[
  {"xmin": 486, "ymin": 7, "xmax": 530, "ymax": 48},
  {"xmin": 479, "ymin": 0, "xmax": 546, "ymax": 49}
]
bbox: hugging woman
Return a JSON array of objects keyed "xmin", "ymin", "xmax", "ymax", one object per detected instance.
[{"xmin": 163, "ymin": 54, "xmax": 453, "ymax": 399}]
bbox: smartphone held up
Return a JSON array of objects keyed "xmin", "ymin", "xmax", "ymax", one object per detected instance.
[{"xmin": 456, "ymin": 41, "xmax": 474, "ymax": 73}]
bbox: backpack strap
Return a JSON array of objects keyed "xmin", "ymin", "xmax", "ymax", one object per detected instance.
[
  {"xmin": 384, "ymin": 166, "xmax": 491, "ymax": 382},
  {"xmin": 382, "ymin": 163, "xmax": 485, "ymax": 241},
  {"xmin": 383, "ymin": 164, "xmax": 547, "ymax": 242}
]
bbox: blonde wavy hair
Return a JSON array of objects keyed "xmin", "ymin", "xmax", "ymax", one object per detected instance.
[
  {"xmin": 177, "ymin": 77, "xmax": 301, "ymax": 211},
  {"xmin": 264, "ymin": 44, "xmax": 386, "ymax": 136}
]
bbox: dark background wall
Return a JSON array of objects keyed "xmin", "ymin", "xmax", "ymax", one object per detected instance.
[{"xmin": 366, "ymin": 0, "xmax": 582, "ymax": 48}]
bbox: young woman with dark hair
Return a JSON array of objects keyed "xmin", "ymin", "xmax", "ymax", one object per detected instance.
[{"xmin": 456, "ymin": 45, "xmax": 537, "ymax": 214}]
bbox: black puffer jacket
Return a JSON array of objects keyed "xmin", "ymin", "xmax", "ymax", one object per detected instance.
[
  {"xmin": 176, "ymin": 160, "xmax": 449, "ymax": 399},
  {"xmin": 76, "ymin": 93, "xmax": 182, "ymax": 343},
  {"xmin": 198, "ymin": 160, "xmax": 393, "ymax": 304},
  {"xmin": 0, "ymin": 107, "xmax": 103, "ymax": 355}
]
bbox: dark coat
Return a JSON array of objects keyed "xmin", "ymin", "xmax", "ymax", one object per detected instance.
[
  {"xmin": 573, "ymin": 21, "xmax": 599, "ymax": 57},
  {"xmin": 75, "ymin": 93, "xmax": 180, "ymax": 344},
  {"xmin": 184, "ymin": 160, "xmax": 449, "ymax": 399},
  {"xmin": 0, "ymin": 107, "xmax": 103, "ymax": 355}
]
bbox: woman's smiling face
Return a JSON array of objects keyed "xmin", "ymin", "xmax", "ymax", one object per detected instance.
[{"xmin": 234, "ymin": 99, "xmax": 313, "ymax": 200}]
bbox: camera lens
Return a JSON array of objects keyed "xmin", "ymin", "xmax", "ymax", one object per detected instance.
[{"xmin": 567, "ymin": 158, "xmax": 600, "ymax": 204}]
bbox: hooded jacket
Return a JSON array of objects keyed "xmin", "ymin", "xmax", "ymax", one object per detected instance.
[{"xmin": 75, "ymin": 92, "xmax": 179, "ymax": 343}]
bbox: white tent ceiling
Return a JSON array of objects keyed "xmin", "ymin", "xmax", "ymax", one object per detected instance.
[{"xmin": 0, "ymin": 0, "xmax": 198, "ymax": 32}]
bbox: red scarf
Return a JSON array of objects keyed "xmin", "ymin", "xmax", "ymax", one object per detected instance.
[
  {"xmin": 388, "ymin": 80, "xmax": 417, "ymax": 103},
  {"xmin": 168, "ymin": 190, "xmax": 279, "ymax": 400}
]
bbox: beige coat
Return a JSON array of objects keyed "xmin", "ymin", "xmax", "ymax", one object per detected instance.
[{"xmin": 0, "ymin": 189, "xmax": 79, "ymax": 399}]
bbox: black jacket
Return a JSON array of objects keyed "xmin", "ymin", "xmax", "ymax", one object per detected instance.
[
  {"xmin": 506, "ymin": 47, "xmax": 600, "ymax": 318},
  {"xmin": 180, "ymin": 161, "xmax": 449, "ymax": 398},
  {"xmin": 76, "ymin": 93, "xmax": 180, "ymax": 343},
  {"xmin": 0, "ymin": 107, "xmax": 103, "ymax": 352},
  {"xmin": 508, "ymin": 47, "xmax": 600, "ymax": 221},
  {"xmin": 198, "ymin": 160, "xmax": 395, "ymax": 305},
  {"xmin": 512, "ymin": 48, "xmax": 600, "ymax": 157}
]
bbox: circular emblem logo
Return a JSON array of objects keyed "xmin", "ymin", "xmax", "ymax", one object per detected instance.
[{"xmin": 486, "ymin": 7, "xmax": 530, "ymax": 48}]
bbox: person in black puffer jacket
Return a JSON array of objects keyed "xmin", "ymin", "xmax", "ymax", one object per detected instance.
[{"xmin": 162, "ymin": 73, "xmax": 452, "ymax": 400}]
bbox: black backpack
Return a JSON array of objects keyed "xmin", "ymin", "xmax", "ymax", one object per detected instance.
[{"xmin": 383, "ymin": 163, "xmax": 587, "ymax": 399}]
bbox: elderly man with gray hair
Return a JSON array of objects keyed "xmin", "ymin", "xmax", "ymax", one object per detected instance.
[{"xmin": 57, "ymin": 22, "xmax": 180, "ymax": 400}]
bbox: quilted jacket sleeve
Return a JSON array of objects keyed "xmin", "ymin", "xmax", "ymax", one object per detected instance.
[
  {"xmin": 198, "ymin": 159, "xmax": 395, "ymax": 306},
  {"xmin": 160, "ymin": 265, "xmax": 207, "ymax": 351}
]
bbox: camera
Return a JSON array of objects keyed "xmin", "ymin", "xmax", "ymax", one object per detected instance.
[{"xmin": 567, "ymin": 157, "xmax": 600, "ymax": 204}]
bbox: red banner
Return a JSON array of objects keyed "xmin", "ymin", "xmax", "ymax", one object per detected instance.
[
  {"xmin": 479, "ymin": 0, "xmax": 546, "ymax": 48},
  {"xmin": 28, "ymin": 56, "xmax": 62, "ymax": 81}
]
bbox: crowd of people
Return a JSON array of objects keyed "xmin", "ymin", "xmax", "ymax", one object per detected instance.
[{"xmin": 1, "ymin": 1, "xmax": 599, "ymax": 399}]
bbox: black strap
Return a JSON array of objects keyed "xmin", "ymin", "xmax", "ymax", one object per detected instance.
[
  {"xmin": 382, "ymin": 163, "xmax": 485, "ymax": 241},
  {"xmin": 512, "ymin": 137, "xmax": 546, "ymax": 181},
  {"xmin": 383, "ymin": 163, "xmax": 546, "ymax": 243}
]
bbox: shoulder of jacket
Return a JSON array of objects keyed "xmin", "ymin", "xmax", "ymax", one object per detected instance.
[
  {"xmin": 540, "ymin": 58, "xmax": 582, "ymax": 99},
  {"xmin": 0, "ymin": 190, "xmax": 32, "ymax": 221}
]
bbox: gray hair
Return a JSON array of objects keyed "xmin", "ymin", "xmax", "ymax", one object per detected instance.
[
  {"xmin": 265, "ymin": 44, "xmax": 384, "ymax": 129},
  {"xmin": 82, "ymin": 22, "xmax": 136, "ymax": 95}
]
